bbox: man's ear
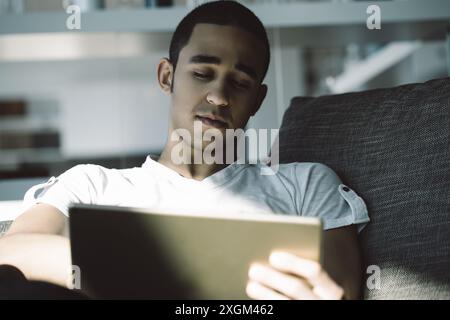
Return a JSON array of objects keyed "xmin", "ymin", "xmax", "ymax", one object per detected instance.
[
  {"xmin": 157, "ymin": 58, "xmax": 174, "ymax": 94},
  {"xmin": 251, "ymin": 84, "xmax": 267, "ymax": 116}
]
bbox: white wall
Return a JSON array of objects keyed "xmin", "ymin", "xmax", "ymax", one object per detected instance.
[{"xmin": 0, "ymin": 55, "xmax": 171, "ymax": 158}]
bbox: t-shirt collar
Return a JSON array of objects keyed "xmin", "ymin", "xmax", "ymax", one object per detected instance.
[{"xmin": 141, "ymin": 155, "xmax": 245, "ymax": 188}]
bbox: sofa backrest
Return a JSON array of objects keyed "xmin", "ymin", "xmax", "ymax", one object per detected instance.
[{"xmin": 278, "ymin": 77, "xmax": 450, "ymax": 299}]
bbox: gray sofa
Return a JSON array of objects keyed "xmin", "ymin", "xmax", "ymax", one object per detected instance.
[{"xmin": 278, "ymin": 77, "xmax": 450, "ymax": 299}]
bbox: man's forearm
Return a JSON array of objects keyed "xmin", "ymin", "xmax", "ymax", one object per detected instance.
[{"xmin": 0, "ymin": 233, "xmax": 71, "ymax": 288}]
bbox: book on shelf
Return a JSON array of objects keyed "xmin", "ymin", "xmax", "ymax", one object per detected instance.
[
  {"xmin": 0, "ymin": 131, "xmax": 60, "ymax": 150},
  {"xmin": 0, "ymin": 100, "xmax": 26, "ymax": 117}
]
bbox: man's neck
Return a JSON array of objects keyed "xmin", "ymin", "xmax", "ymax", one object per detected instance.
[{"xmin": 158, "ymin": 144, "xmax": 230, "ymax": 181}]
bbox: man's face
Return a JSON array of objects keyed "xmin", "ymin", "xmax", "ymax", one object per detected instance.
[{"xmin": 160, "ymin": 23, "xmax": 268, "ymax": 151}]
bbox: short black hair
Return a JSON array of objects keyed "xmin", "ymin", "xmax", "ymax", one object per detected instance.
[{"xmin": 169, "ymin": 0, "xmax": 270, "ymax": 82}]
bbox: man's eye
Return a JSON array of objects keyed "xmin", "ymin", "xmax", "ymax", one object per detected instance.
[
  {"xmin": 233, "ymin": 80, "xmax": 250, "ymax": 90},
  {"xmin": 193, "ymin": 72, "xmax": 211, "ymax": 80}
]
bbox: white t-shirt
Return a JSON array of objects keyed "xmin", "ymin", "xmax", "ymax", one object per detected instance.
[{"xmin": 22, "ymin": 156, "xmax": 370, "ymax": 231}]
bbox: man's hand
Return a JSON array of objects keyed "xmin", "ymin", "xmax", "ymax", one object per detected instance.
[
  {"xmin": 246, "ymin": 251, "xmax": 344, "ymax": 300},
  {"xmin": 246, "ymin": 226, "xmax": 363, "ymax": 300}
]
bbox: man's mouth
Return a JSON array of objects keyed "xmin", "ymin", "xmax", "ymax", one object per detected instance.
[{"xmin": 195, "ymin": 115, "xmax": 228, "ymax": 129}]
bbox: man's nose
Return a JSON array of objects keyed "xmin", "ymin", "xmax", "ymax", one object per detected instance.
[{"xmin": 206, "ymin": 84, "xmax": 229, "ymax": 107}]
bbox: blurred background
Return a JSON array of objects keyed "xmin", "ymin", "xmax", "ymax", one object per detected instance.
[{"xmin": 0, "ymin": 0, "xmax": 449, "ymax": 201}]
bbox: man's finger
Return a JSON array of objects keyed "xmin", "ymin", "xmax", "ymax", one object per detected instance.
[
  {"xmin": 248, "ymin": 263, "xmax": 320, "ymax": 300},
  {"xmin": 269, "ymin": 252, "xmax": 344, "ymax": 300},
  {"xmin": 246, "ymin": 280, "xmax": 290, "ymax": 300}
]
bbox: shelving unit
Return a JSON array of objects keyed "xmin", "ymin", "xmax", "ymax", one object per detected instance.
[
  {"xmin": 0, "ymin": 147, "xmax": 62, "ymax": 169},
  {"xmin": 0, "ymin": 0, "xmax": 449, "ymax": 35},
  {"xmin": 0, "ymin": 0, "xmax": 447, "ymax": 61},
  {"xmin": 0, "ymin": 116, "xmax": 59, "ymax": 132}
]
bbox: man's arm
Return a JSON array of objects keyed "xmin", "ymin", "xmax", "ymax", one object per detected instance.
[
  {"xmin": 0, "ymin": 204, "xmax": 72, "ymax": 287},
  {"xmin": 246, "ymin": 225, "xmax": 362, "ymax": 300}
]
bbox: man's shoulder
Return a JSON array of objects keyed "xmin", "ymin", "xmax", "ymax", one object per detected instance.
[
  {"xmin": 254, "ymin": 162, "xmax": 336, "ymax": 177},
  {"xmin": 277, "ymin": 162, "xmax": 332, "ymax": 171},
  {"xmin": 62, "ymin": 163, "xmax": 108, "ymax": 178},
  {"xmin": 59, "ymin": 163, "xmax": 145, "ymax": 184},
  {"xmin": 282, "ymin": 162, "xmax": 340, "ymax": 184},
  {"xmin": 237, "ymin": 162, "xmax": 338, "ymax": 186}
]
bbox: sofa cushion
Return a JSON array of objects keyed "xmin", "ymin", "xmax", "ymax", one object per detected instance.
[{"xmin": 278, "ymin": 77, "xmax": 450, "ymax": 299}]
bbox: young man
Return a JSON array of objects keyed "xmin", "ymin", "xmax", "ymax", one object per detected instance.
[{"xmin": 0, "ymin": 1, "xmax": 369, "ymax": 299}]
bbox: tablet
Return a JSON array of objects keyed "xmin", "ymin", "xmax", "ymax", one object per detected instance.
[{"xmin": 69, "ymin": 204, "xmax": 322, "ymax": 299}]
